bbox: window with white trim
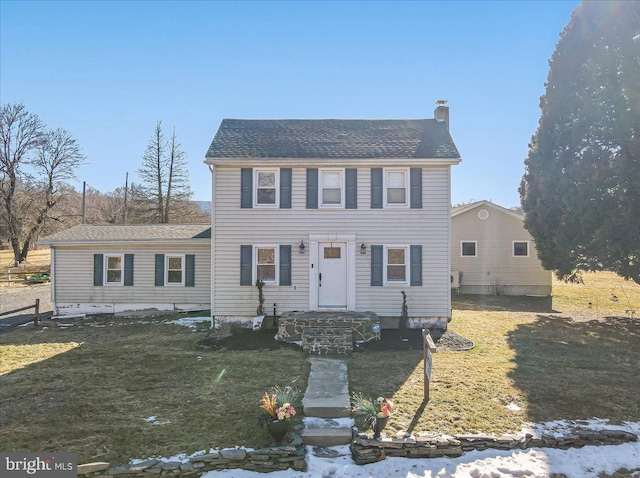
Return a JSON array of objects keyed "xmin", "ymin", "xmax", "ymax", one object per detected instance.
[
  {"xmin": 513, "ymin": 241, "xmax": 529, "ymax": 257},
  {"xmin": 320, "ymin": 169, "xmax": 344, "ymax": 207},
  {"xmin": 384, "ymin": 169, "xmax": 408, "ymax": 206},
  {"xmin": 255, "ymin": 170, "xmax": 279, "ymax": 206},
  {"xmin": 384, "ymin": 246, "xmax": 408, "ymax": 284},
  {"xmin": 105, "ymin": 255, "xmax": 123, "ymax": 284},
  {"xmin": 461, "ymin": 241, "xmax": 477, "ymax": 257},
  {"xmin": 166, "ymin": 255, "xmax": 184, "ymax": 285},
  {"xmin": 255, "ymin": 246, "xmax": 278, "ymax": 284}
]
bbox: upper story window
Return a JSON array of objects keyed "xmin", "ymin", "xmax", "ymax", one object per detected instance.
[
  {"xmin": 320, "ymin": 169, "xmax": 344, "ymax": 208},
  {"xmin": 513, "ymin": 241, "xmax": 529, "ymax": 257},
  {"xmin": 255, "ymin": 170, "xmax": 279, "ymax": 207},
  {"xmin": 461, "ymin": 241, "xmax": 477, "ymax": 257},
  {"xmin": 105, "ymin": 255, "xmax": 123, "ymax": 284},
  {"xmin": 166, "ymin": 255, "xmax": 184, "ymax": 285},
  {"xmin": 384, "ymin": 169, "xmax": 408, "ymax": 207},
  {"xmin": 255, "ymin": 246, "xmax": 278, "ymax": 284},
  {"xmin": 385, "ymin": 246, "xmax": 408, "ymax": 284}
]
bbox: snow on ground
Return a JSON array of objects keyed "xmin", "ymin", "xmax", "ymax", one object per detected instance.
[
  {"xmin": 165, "ymin": 316, "xmax": 212, "ymax": 329},
  {"xmin": 198, "ymin": 420, "xmax": 640, "ymax": 478}
]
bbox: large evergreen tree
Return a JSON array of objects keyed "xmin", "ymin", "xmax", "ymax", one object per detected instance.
[{"xmin": 520, "ymin": 1, "xmax": 640, "ymax": 284}]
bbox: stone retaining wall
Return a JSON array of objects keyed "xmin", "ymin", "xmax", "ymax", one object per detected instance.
[
  {"xmin": 351, "ymin": 429, "xmax": 638, "ymax": 465},
  {"xmin": 77, "ymin": 444, "xmax": 306, "ymax": 477}
]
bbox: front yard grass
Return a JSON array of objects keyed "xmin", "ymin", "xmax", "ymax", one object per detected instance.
[
  {"xmin": 350, "ymin": 272, "xmax": 640, "ymax": 438},
  {"xmin": 0, "ymin": 316, "xmax": 309, "ymax": 465}
]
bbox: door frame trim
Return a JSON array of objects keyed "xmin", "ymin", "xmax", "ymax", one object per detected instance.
[{"xmin": 309, "ymin": 233, "xmax": 356, "ymax": 311}]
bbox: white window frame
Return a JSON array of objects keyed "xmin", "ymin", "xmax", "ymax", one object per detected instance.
[
  {"xmin": 319, "ymin": 168, "xmax": 345, "ymax": 208},
  {"xmin": 253, "ymin": 245, "xmax": 279, "ymax": 285},
  {"xmin": 104, "ymin": 254, "xmax": 124, "ymax": 285},
  {"xmin": 461, "ymin": 241, "xmax": 477, "ymax": 257},
  {"xmin": 513, "ymin": 241, "xmax": 530, "ymax": 257},
  {"xmin": 383, "ymin": 168, "xmax": 409, "ymax": 208},
  {"xmin": 165, "ymin": 254, "xmax": 185, "ymax": 286},
  {"xmin": 254, "ymin": 169, "xmax": 279, "ymax": 207},
  {"xmin": 383, "ymin": 245, "xmax": 409, "ymax": 285}
]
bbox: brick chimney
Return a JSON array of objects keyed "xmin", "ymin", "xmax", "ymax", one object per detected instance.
[{"xmin": 434, "ymin": 100, "xmax": 449, "ymax": 131}]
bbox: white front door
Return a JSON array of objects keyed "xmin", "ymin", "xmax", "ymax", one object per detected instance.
[{"xmin": 318, "ymin": 242, "xmax": 347, "ymax": 309}]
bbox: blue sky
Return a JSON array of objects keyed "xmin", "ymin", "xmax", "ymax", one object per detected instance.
[{"xmin": 1, "ymin": 0, "xmax": 577, "ymax": 207}]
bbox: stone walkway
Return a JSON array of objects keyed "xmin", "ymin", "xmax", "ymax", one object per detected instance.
[{"xmin": 301, "ymin": 356, "xmax": 353, "ymax": 446}]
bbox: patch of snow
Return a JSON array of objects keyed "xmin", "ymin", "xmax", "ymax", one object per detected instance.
[
  {"xmin": 166, "ymin": 316, "xmax": 211, "ymax": 329},
  {"xmin": 303, "ymin": 417, "xmax": 354, "ymax": 428},
  {"xmin": 143, "ymin": 416, "xmax": 171, "ymax": 426},
  {"xmin": 199, "ymin": 420, "xmax": 640, "ymax": 478},
  {"xmin": 507, "ymin": 402, "xmax": 521, "ymax": 411}
]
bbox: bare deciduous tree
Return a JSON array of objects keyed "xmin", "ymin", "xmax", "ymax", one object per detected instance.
[{"xmin": 0, "ymin": 103, "xmax": 84, "ymax": 264}]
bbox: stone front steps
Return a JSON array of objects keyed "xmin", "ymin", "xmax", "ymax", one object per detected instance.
[
  {"xmin": 302, "ymin": 325, "xmax": 353, "ymax": 355},
  {"xmin": 301, "ymin": 357, "xmax": 353, "ymax": 446}
]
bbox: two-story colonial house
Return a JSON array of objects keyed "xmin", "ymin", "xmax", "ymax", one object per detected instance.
[{"xmin": 205, "ymin": 102, "xmax": 461, "ymax": 329}]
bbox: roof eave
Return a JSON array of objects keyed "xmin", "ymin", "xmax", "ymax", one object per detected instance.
[
  {"xmin": 204, "ymin": 156, "xmax": 462, "ymax": 167},
  {"xmin": 39, "ymin": 238, "xmax": 211, "ymax": 246}
]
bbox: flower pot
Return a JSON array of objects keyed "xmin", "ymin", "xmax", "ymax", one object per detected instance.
[
  {"xmin": 267, "ymin": 420, "xmax": 289, "ymax": 444},
  {"xmin": 372, "ymin": 416, "xmax": 389, "ymax": 439}
]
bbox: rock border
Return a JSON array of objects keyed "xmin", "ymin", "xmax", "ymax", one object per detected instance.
[
  {"xmin": 78, "ymin": 443, "xmax": 306, "ymax": 477},
  {"xmin": 351, "ymin": 428, "xmax": 638, "ymax": 465}
]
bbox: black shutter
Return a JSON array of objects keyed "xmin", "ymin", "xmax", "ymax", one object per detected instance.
[
  {"xmin": 241, "ymin": 168, "xmax": 253, "ymax": 208},
  {"xmin": 124, "ymin": 254, "xmax": 134, "ymax": 286},
  {"xmin": 185, "ymin": 254, "xmax": 195, "ymax": 287},
  {"xmin": 280, "ymin": 168, "xmax": 292, "ymax": 209},
  {"xmin": 240, "ymin": 245, "xmax": 252, "ymax": 286},
  {"xmin": 410, "ymin": 168, "xmax": 423, "ymax": 209},
  {"xmin": 306, "ymin": 168, "xmax": 318, "ymax": 209},
  {"xmin": 410, "ymin": 245, "xmax": 422, "ymax": 286},
  {"xmin": 371, "ymin": 245, "xmax": 383, "ymax": 286},
  {"xmin": 93, "ymin": 254, "xmax": 103, "ymax": 286},
  {"xmin": 345, "ymin": 168, "xmax": 357, "ymax": 209},
  {"xmin": 155, "ymin": 254, "xmax": 165, "ymax": 286},
  {"xmin": 371, "ymin": 168, "xmax": 383, "ymax": 208},
  {"xmin": 279, "ymin": 245, "xmax": 291, "ymax": 286}
]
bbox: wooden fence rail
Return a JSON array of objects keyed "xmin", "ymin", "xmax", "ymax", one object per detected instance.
[{"xmin": 0, "ymin": 299, "xmax": 40, "ymax": 325}]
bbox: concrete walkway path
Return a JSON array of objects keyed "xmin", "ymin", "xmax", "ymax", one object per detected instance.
[{"xmin": 301, "ymin": 356, "xmax": 353, "ymax": 446}]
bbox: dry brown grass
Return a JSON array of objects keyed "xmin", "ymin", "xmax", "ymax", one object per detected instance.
[
  {"xmin": 0, "ymin": 247, "xmax": 51, "ymax": 284},
  {"xmin": 0, "ymin": 316, "xmax": 309, "ymax": 465},
  {"xmin": 350, "ymin": 272, "xmax": 640, "ymax": 439}
]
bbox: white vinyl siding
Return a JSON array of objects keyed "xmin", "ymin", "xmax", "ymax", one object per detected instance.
[
  {"xmin": 212, "ymin": 165, "xmax": 451, "ymax": 318},
  {"xmin": 51, "ymin": 242, "xmax": 210, "ymax": 312},
  {"xmin": 451, "ymin": 204, "xmax": 551, "ymax": 295}
]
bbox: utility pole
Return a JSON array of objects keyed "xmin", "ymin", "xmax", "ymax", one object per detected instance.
[
  {"xmin": 82, "ymin": 181, "xmax": 86, "ymax": 224},
  {"xmin": 122, "ymin": 172, "xmax": 129, "ymax": 224}
]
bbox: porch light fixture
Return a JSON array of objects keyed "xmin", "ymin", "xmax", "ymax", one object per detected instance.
[
  {"xmin": 299, "ymin": 240, "xmax": 306, "ymax": 254},
  {"xmin": 360, "ymin": 243, "xmax": 367, "ymax": 255}
]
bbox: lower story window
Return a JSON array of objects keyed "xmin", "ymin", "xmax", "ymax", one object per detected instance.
[
  {"xmin": 105, "ymin": 255, "xmax": 123, "ymax": 284},
  {"xmin": 256, "ymin": 246, "xmax": 277, "ymax": 283},
  {"xmin": 461, "ymin": 241, "xmax": 477, "ymax": 257},
  {"xmin": 513, "ymin": 241, "xmax": 529, "ymax": 257},
  {"xmin": 386, "ymin": 247, "xmax": 407, "ymax": 283},
  {"xmin": 166, "ymin": 255, "xmax": 184, "ymax": 284}
]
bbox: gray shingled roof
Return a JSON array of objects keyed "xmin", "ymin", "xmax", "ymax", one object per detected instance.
[
  {"xmin": 206, "ymin": 119, "xmax": 460, "ymax": 159},
  {"xmin": 39, "ymin": 224, "xmax": 211, "ymax": 244}
]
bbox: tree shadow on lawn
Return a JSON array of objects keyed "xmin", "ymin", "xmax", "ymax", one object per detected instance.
[
  {"xmin": 505, "ymin": 314, "xmax": 640, "ymax": 424},
  {"xmin": 453, "ymin": 294, "xmax": 556, "ymax": 313}
]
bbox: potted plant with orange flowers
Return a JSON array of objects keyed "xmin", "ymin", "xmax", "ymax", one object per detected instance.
[
  {"xmin": 351, "ymin": 392, "xmax": 395, "ymax": 439},
  {"xmin": 259, "ymin": 386, "xmax": 299, "ymax": 444}
]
